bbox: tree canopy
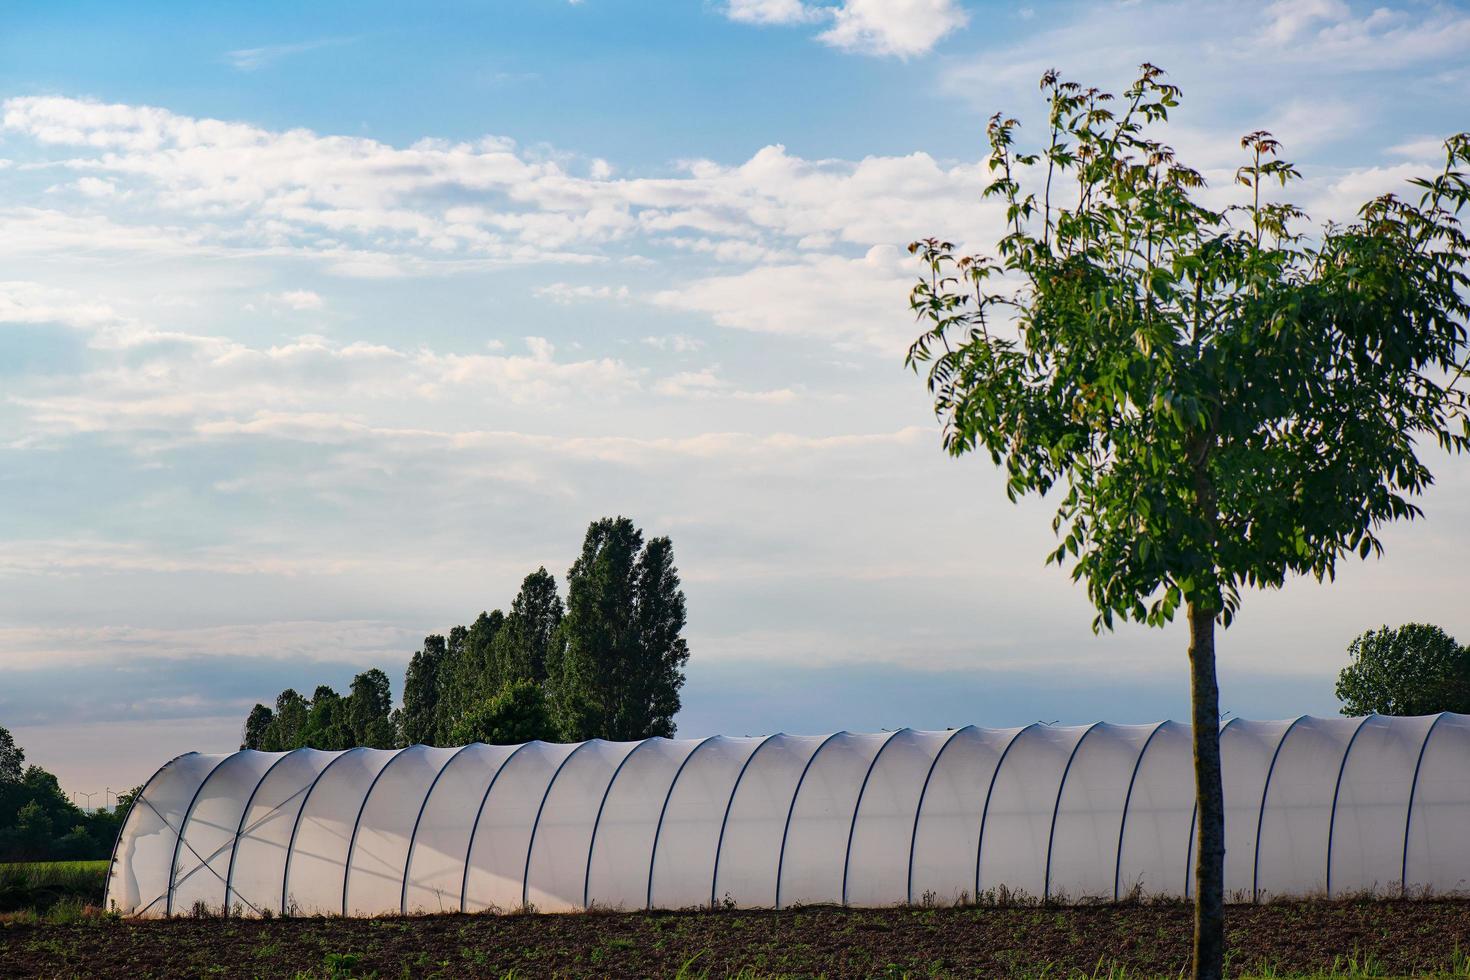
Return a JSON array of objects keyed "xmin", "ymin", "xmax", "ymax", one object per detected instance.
[
  {"xmin": 910, "ymin": 70, "xmax": 1469, "ymax": 632},
  {"xmin": 1337, "ymin": 623, "xmax": 1470, "ymax": 717},
  {"xmin": 906, "ymin": 64, "xmax": 1468, "ymax": 980}
]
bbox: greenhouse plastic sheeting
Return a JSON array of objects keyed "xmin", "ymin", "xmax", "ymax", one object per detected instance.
[{"xmin": 106, "ymin": 714, "xmax": 1470, "ymax": 917}]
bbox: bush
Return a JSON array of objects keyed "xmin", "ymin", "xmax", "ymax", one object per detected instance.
[{"xmin": 447, "ymin": 680, "xmax": 560, "ymax": 745}]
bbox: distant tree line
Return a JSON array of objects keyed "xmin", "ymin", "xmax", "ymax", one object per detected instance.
[
  {"xmin": 0, "ymin": 725, "xmax": 135, "ymax": 862},
  {"xmin": 240, "ymin": 668, "xmax": 397, "ymax": 752},
  {"xmin": 241, "ymin": 516, "xmax": 690, "ymax": 748}
]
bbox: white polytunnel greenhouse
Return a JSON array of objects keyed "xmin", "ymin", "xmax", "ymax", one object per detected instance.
[{"xmin": 105, "ymin": 713, "xmax": 1470, "ymax": 918}]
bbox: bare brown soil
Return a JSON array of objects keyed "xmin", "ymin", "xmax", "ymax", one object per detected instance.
[{"xmin": 3, "ymin": 900, "xmax": 1470, "ymax": 978}]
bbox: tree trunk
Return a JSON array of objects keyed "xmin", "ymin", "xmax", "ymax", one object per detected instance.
[{"xmin": 1189, "ymin": 600, "xmax": 1225, "ymax": 980}]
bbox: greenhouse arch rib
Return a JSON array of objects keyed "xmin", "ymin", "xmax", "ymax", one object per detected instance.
[
  {"xmin": 460, "ymin": 741, "xmax": 536, "ymax": 912},
  {"xmin": 1252, "ymin": 716, "xmax": 1307, "ymax": 902},
  {"xmin": 103, "ymin": 751, "xmax": 194, "ymax": 914},
  {"xmin": 1401, "ymin": 712, "xmax": 1449, "ymax": 897},
  {"xmin": 1112, "ymin": 721, "xmax": 1168, "ymax": 901},
  {"xmin": 162, "ymin": 752, "xmax": 239, "ymax": 916},
  {"xmin": 520, "ymin": 740, "xmax": 596, "ymax": 909},
  {"xmin": 582, "ymin": 738, "xmax": 661, "ymax": 908},
  {"xmin": 1323, "ymin": 715, "xmax": 1374, "ymax": 896},
  {"xmin": 774, "ymin": 731, "xmax": 846, "ymax": 909},
  {"xmin": 1043, "ymin": 722, "xmax": 1102, "ymax": 902},
  {"xmin": 399, "ymin": 743, "xmax": 478, "ymax": 915},
  {"xmin": 905, "ymin": 726, "xmax": 973, "ymax": 905},
  {"xmin": 224, "ymin": 748, "xmax": 303, "ymax": 917},
  {"xmin": 974, "ymin": 723, "xmax": 1040, "ymax": 900},
  {"xmin": 645, "ymin": 735, "xmax": 718, "ymax": 910},
  {"xmin": 840, "ymin": 729, "xmax": 907, "ymax": 906},
  {"xmin": 341, "ymin": 746, "xmax": 412, "ymax": 915},
  {"xmin": 710, "ymin": 734, "xmax": 779, "ymax": 910},
  {"xmin": 281, "ymin": 747, "xmax": 365, "ymax": 915}
]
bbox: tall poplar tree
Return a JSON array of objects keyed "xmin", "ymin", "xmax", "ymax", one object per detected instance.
[
  {"xmin": 466, "ymin": 610, "xmax": 505, "ymax": 698},
  {"xmin": 553, "ymin": 517, "xmax": 690, "ymax": 741},
  {"xmin": 495, "ymin": 567, "xmax": 565, "ymax": 685},
  {"xmin": 348, "ymin": 668, "xmax": 396, "ymax": 748},
  {"xmin": 401, "ymin": 634, "xmax": 445, "ymax": 746}
]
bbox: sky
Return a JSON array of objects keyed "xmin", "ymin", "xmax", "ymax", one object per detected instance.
[{"xmin": 2, "ymin": 0, "xmax": 1468, "ymax": 796}]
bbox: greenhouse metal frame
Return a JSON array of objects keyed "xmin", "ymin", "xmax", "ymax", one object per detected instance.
[{"xmin": 106, "ymin": 713, "xmax": 1470, "ymax": 917}]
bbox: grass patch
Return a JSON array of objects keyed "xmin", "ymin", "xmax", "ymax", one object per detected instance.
[{"xmin": 0, "ymin": 860, "xmax": 109, "ymax": 914}]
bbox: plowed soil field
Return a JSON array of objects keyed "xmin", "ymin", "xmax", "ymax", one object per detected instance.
[{"xmin": 4, "ymin": 900, "xmax": 1470, "ymax": 978}]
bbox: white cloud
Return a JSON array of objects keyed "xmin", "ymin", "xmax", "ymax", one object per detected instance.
[
  {"xmin": 818, "ymin": 0, "xmax": 968, "ymax": 57},
  {"xmin": 723, "ymin": 0, "xmax": 967, "ymax": 57},
  {"xmin": 726, "ymin": 0, "xmax": 824, "ymax": 25},
  {"xmin": 653, "ymin": 367, "xmax": 800, "ymax": 403},
  {"xmin": 0, "ymin": 619, "xmax": 417, "ymax": 668},
  {"xmin": 653, "ymin": 244, "xmax": 916, "ymax": 351},
  {"xmin": 534, "ymin": 282, "xmax": 631, "ymax": 303},
  {"xmin": 8, "ymin": 310, "xmax": 643, "ymax": 436},
  {"xmin": 0, "ymin": 540, "xmax": 372, "ymax": 581},
  {"xmin": 1262, "ymin": 0, "xmax": 1350, "ymax": 44},
  {"xmin": 1387, "ymin": 136, "xmax": 1453, "ymax": 159},
  {"xmin": 1260, "ymin": 1, "xmax": 1470, "ymax": 67},
  {"xmin": 642, "ymin": 333, "xmax": 704, "ymax": 352},
  {"xmin": 0, "ymin": 280, "xmax": 131, "ymax": 330},
  {"xmin": 945, "ymin": 0, "xmax": 1470, "ymax": 107},
  {"xmin": 0, "ymin": 98, "xmax": 991, "ymax": 278},
  {"xmin": 272, "ymin": 289, "xmax": 324, "ymax": 310},
  {"xmin": 74, "ymin": 176, "xmax": 117, "ymax": 197}
]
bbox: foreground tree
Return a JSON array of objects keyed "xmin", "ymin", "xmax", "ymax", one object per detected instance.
[
  {"xmin": 1337, "ymin": 624, "xmax": 1470, "ymax": 716},
  {"xmin": 907, "ymin": 66, "xmax": 1469, "ymax": 979}
]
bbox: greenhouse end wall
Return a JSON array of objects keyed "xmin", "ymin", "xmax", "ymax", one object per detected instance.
[{"xmin": 106, "ymin": 713, "xmax": 1470, "ymax": 917}]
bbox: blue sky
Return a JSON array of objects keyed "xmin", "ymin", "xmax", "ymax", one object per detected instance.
[{"xmin": 2, "ymin": 0, "xmax": 1469, "ymax": 794}]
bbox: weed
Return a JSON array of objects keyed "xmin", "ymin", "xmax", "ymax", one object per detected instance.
[
  {"xmin": 42, "ymin": 898, "xmax": 87, "ymax": 925},
  {"xmin": 673, "ymin": 950, "xmax": 708, "ymax": 979}
]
